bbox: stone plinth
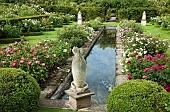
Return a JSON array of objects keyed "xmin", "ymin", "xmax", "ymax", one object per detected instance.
[{"xmin": 65, "ymin": 89, "xmax": 95, "ymax": 110}]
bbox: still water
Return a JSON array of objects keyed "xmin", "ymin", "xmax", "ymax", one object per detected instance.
[{"xmin": 86, "ymin": 29, "xmax": 116, "ymax": 104}]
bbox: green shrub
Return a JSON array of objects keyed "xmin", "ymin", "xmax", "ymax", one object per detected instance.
[
  {"xmin": 89, "ymin": 18, "xmax": 102, "ymax": 31},
  {"xmin": 2, "ymin": 24, "xmax": 21, "ymax": 38},
  {"xmin": 58, "ymin": 25, "xmax": 89, "ymax": 47},
  {"xmin": 119, "ymin": 19, "xmax": 143, "ymax": 33},
  {"xmin": 118, "ymin": 7, "xmax": 159, "ymax": 22},
  {"xmin": 20, "ymin": 19, "xmax": 41, "ymax": 32},
  {"xmin": 18, "ymin": 4, "xmax": 38, "ymax": 17},
  {"xmin": 61, "ymin": 15, "xmax": 70, "ymax": 25},
  {"xmin": 0, "ymin": 68, "xmax": 41, "ymax": 112},
  {"xmin": 47, "ymin": 16, "xmax": 63, "ymax": 28},
  {"xmin": 108, "ymin": 80, "xmax": 170, "ymax": 112}
]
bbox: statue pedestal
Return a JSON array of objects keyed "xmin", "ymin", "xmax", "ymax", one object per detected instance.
[
  {"xmin": 65, "ymin": 89, "xmax": 95, "ymax": 110},
  {"xmin": 141, "ymin": 20, "xmax": 146, "ymax": 26}
]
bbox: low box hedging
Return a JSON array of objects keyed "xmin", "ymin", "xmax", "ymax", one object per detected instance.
[
  {"xmin": 23, "ymin": 32, "xmax": 43, "ymax": 36},
  {"xmin": 108, "ymin": 80, "xmax": 170, "ymax": 112},
  {"xmin": 0, "ymin": 38, "xmax": 21, "ymax": 44},
  {"xmin": 0, "ymin": 68, "xmax": 41, "ymax": 112},
  {"xmin": 44, "ymin": 5, "xmax": 74, "ymax": 14},
  {"xmin": 118, "ymin": 7, "xmax": 159, "ymax": 22},
  {"xmin": 0, "ymin": 14, "xmax": 58, "ymax": 25}
]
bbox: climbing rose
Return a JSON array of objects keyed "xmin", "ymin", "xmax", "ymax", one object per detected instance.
[
  {"xmin": 0, "ymin": 51, "xmax": 2, "ymax": 55},
  {"xmin": 144, "ymin": 68, "xmax": 150, "ymax": 72},
  {"xmin": 42, "ymin": 63, "xmax": 45, "ymax": 67},
  {"xmin": 12, "ymin": 62, "xmax": 17, "ymax": 67},
  {"xmin": 142, "ymin": 75, "xmax": 148, "ymax": 79},
  {"xmin": 32, "ymin": 57, "xmax": 37, "ymax": 60},
  {"xmin": 13, "ymin": 60, "xmax": 18, "ymax": 63},
  {"xmin": 127, "ymin": 74, "xmax": 132, "ymax": 80},
  {"xmin": 5, "ymin": 48, "xmax": 10, "ymax": 53},
  {"xmin": 146, "ymin": 55, "xmax": 152, "ymax": 60},
  {"xmin": 38, "ymin": 42, "xmax": 42, "ymax": 45},
  {"xmin": 14, "ymin": 41, "xmax": 18, "ymax": 46},
  {"xmin": 36, "ymin": 61, "xmax": 40, "ymax": 65},
  {"xmin": 27, "ymin": 62, "xmax": 32, "ymax": 66},
  {"xmin": 152, "ymin": 57, "xmax": 157, "ymax": 61},
  {"xmin": 21, "ymin": 57, "xmax": 25, "ymax": 60},
  {"xmin": 6, "ymin": 54, "xmax": 10, "ymax": 57},
  {"xmin": 156, "ymin": 54, "xmax": 161, "ymax": 58},
  {"xmin": 20, "ymin": 60, "xmax": 24, "ymax": 64},
  {"xmin": 152, "ymin": 65, "xmax": 157, "ymax": 70},
  {"xmin": 160, "ymin": 54, "xmax": 165, "ymax": 59},
  {"xmin": 126, "ymin": 60, "xmax": 131, "ymax": 64},
  {"xmin": 163, "ymin": 84, "xmax": 170, "ymax": 92},
  {"xmin": 2, "ymin": 61, "xmax": 6, "ymax": 65},
  {"xmin": 53, "ymin": 54, "xmax": 57, "ymax": 58}
]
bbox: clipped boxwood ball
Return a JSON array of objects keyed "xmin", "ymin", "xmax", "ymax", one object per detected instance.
[
  {"xmin": 108, "ymin": 79, "xmax": 170, "ymax": 112},
  {"xmin": 0, "ymin": 68, "xmax": 41, "ymax": 112}
]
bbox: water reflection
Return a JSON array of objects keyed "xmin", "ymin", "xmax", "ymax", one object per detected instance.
[
  {"xmin": 86, "ymin": 30, "xmax": 116, "ymax": 104},
  {"xmin": 96, "ymin": 30, "xmax": 116, "ymax": 49}
]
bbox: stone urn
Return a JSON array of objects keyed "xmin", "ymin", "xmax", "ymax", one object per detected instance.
[{"xmin": 71, "ymin": 47, "xmax": 87, "ymax": 91}]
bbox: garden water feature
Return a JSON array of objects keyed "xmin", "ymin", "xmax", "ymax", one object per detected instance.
[
  {"xmin": 86, "ymin": 28, "xmax": 116, "ymax": 104},
  {"xmin": 51, "ymin": 27, "xmax": 117, "ymax": 104}
]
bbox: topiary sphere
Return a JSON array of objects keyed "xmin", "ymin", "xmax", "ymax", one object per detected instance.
[
  {"xmin": 0, "ymin": 68, "xmax": 41, "ymax": 112},
  {"xmin": 108, "ymin": 79, "xmax": 170, "ymax": 112}
]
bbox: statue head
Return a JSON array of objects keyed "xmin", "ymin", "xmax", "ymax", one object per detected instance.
[{"xmin": 72, "ymin": 47, "xmax": 83, "ymax": 56}]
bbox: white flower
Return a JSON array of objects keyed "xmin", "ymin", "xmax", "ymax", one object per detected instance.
[
  {"xmin": 144, "ymin": 51, "xmax": 147, "ymax": 54},
  {"xmin": 63, "ymin": 49, "xmax": 67, "ymax": 52},
  {"xmin": 132, "ymin": 44, "xmax": 136, "ymax": 47}
]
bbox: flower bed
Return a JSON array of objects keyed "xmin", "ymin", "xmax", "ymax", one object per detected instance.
[
  {"xmin": 0, "ymin": 24, "xmax": 94, "ymax": 82},
  {"xmin": 0, "ymin": 38, "xmax": 71, "ymax": 81},
  {"xmin": 119, "ymin": 20, "xmax": 170, "ymax": 92}
]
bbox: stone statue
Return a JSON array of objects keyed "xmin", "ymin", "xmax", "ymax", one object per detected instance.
[
  {"xmin": 141, "ymin": 11, "xmax": 146, "ymax": 26},
  {"xmin": 65, "ymin": 47, "xmax": 94, "ymax": 110},
  {"xmin": 77, "ymin": 11, "xmax": 82, "ymax": 25},
  {"xmin": 70, "ymin": 47, "xmax": 88, "ymax": 93}
]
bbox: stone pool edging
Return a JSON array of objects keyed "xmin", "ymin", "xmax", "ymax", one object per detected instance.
[{"xmin": 115, "ymin": 26, "xmax": 128, "ymax": 85}]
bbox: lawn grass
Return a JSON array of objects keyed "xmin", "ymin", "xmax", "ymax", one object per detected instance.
[
  {"xmin": 24, "ymin": 22, "xmax": 77, "ymax": 46},
  {"xmin": 38, "ymin": 107, "xmax": 77, "ymax": 112},
  {"xmin": 103, "ymin": 22, "xmax": 119, "ymax": 26}
]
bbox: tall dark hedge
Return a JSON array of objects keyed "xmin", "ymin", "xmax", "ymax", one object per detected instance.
[
  {"xmin": 118, "ymin": 7, "xmax": 159, "ymax": 22},
  {"xmin": 44, "ymin": 5, "xmax": 74, "ymax": 14},
  {"xmin": 80, "ymin": 7, "xmax": 105, "ymax": 21}
]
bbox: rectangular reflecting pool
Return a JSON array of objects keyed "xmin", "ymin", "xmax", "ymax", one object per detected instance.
[{"xmin": 86, "ymin": 29, "xmax": 116, "ymax": 104}]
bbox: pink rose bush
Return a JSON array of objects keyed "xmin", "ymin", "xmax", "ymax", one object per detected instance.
[
  {"xmin": 119, "ymin": 21, "xmax": 170, "ymax": 92},
  {"xmin": 0, "ymin": 39, "xmax": 71, "ymax": 81},
  {"xmin": 123, "ymin": 53, "xmax": 170, "ymax": 92}
]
